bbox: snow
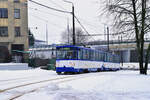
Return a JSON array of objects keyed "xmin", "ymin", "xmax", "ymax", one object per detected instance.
[
  {"xmin": 121, "ymin": 63, "xmax": 150, "ymax": 70},
  {"xmin": 0, "ymin": 63, "xmax": 30, "ymax": 70},
  {"xmin": 0, "ymin": 64, "xmax": 150, "ymax": 100}
]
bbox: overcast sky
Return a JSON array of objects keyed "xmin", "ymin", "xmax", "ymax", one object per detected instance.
[{"xmin": 28, "ymin": 0, "xmax": 111, "ymax": 44}]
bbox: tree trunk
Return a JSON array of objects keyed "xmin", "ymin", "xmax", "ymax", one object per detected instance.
[
  {"xmin": 139, "ymin": 0, "xmax": 147, "ymax": 75},
  {"xmin": 144, "ymin": 44, "xmax": 150, "ymax": 75}
]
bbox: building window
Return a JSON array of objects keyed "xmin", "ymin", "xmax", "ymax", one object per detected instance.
[
  {"xmin": 15, "ymin": 27, "xmax": 21, "ymax": 37},
  {"xmin": 0, "ymin": 27, "xmax": 8, "ymax": 37},
  {"xmin": 0, "ymin": 8, "xmax": 8, "ymax": 18},
  {"xmin": 14, "ymin": 0, "xmax": 20, "ymax": 3},
  {"xmin": 14, "ymin": 9, "xmax": 20, "ymax": 19}
]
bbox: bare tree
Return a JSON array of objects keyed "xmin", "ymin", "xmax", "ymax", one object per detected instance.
[
  {"xmin": 61, "ymin": 27, "xmax": 89, "ymax": 45},
  {"xmin": 104, "ymin": 0, "xmax": 150, "ymax": 74}
]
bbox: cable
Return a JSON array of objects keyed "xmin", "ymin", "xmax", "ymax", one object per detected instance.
[
  {"xmin": 48, "ymin": 0, "xmax": 67, "ymax": 11},
  {"xmin": 29, "ymin": 13, "xmax": 66, "ymax": 29},
  {"xmin": 29, "ymin": 7, "xmax": 67, "ymax": 19},
  {"xmin": 29, "ymin": 0, "xmax": 97, "ymax": 41},
  {"xmin": 78, "ymin": 21, "xmax": 103, "ymax": 35},
  {"xmin": 29, "ymin": 0, "xmax": 71, "ymax": 14},
  {"xmin": 78, "ymin": 17, "xmax": 102, "ymax": 28},
  {"xmin": 74, "ymin": 15, "xmax": 96, "ymax": 41}
]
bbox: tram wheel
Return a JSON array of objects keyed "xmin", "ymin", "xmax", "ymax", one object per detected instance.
[{"xmin": 97, "ymin": 68, "xmax": 101, "ymax": 72}]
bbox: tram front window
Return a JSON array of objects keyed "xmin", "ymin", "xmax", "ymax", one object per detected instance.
[{"xmin": 57, "ymin": 50, "xmax": 77, "ymax": 60}]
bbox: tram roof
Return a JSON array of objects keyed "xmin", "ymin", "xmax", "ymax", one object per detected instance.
[{"xmin": 56, "ymin": 45, "xmax": 119, "ymax": 57}]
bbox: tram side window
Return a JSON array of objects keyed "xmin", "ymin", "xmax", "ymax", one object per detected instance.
[
  {"xmin": 98, "ymin": 52, "xmax": 100, "ymax": 61},
  {"xmin": 105, "ymin": 53, "xmax": 108, "ymax": 62},
  {"xmin": 107, "ymin": 54, "xmax": 110, "ymax": 62},
  {"xmin": 90, "ymin": 50, "xmax": 95, "ymax": 60},
  {"xmin": 98, "ymin": 52, "xmax": 101, "ymax": 61},
  {"xmin": 68, "ymin": 50, "xmax": 77, "ymax": 59},
  {"xmin": 100, "ymin": 52, "xmax": 102, "ymax": 61},
  {"xmin": 98, "ymin": 52, "xmax": 103, "ymax": 61},
  {"xmin": 101, "ymin": 53, "xmax": 104, "ymax": 61},
  {"xmin": 78, "ymin": 49, "xmax": 82, "ymax": 60},
  {"xmin": 95, "ymin": 51, "xmax": 99, "ymax": 61},
  {"xmin": 82, "ymin": 49, "xmax": 86, "ymax": 60},
  {"xmin": 83, "ymin": 49, "xmax": 89, "ymax": 60},
  {"xmin": 109, "ymin": 54, "xmax": 113, "ymax": 62},
  {"xmin": 113, "ymin": 55, "xmax": 117, "ymax": 63},
  {"xmin": 114, "ymin": 55, "xmax": 120, "ymax": 63},
  {"xmin": 94, "ymin": 51, "xmax": 96, "ymax": 60},
  {"xmin": 86, "ymin": 50, "xmax": 90, "ymax": 60}
]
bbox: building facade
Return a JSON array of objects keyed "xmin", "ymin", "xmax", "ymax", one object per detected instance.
[{"xmin": 0, "ymin": 0, "xmax": 28, "ymax": 62}]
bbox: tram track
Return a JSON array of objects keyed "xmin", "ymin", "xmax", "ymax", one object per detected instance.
[
  {"xmin": 4, "ymin": 73, "xmax": 92, "ymax": 100},
  {"xmin": 0, "ymin": 72, "xmax": 101, "ymax": 100},
  {"xmin": 9, "ymin": 77, "xmax": 79, "ymax": 100},
  {"xmin": 0, "ymin": 74, "xmax": 58, "ymax": 86},
  {"xmin": 0, "ymin": 76, "xmax": 75, "ymax": 93},
  {"xmin": 0, "ymin": 75, "xmax": 47, "ymax": 82}
]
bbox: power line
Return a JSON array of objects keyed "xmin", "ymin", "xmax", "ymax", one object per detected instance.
[
  {"xmin": 30, "ymin": 13, "xmax": 66, "ymax": 29},
  {"xmin": 29, "ymin": 0, "xmax": 97, "ymax": 41},
  {"xmin": 29, "ymin": 0, "xmax": 71, "ymax": 14},
  {"xmin": 29, "ymin": 7, "xmax": 67, "ymax": 19},
  {"xmin": 78, "ymin": 22, "xmax": 103, "ymax": 35},
  {"xmin": 78, "ymin": 17, "xmax": 102, "ymax": 28},
  {"xmin": 29, "ymin": 7, "xmax": 102, "ymax": 38},
  {"xmin": 48, "ymin": 0, "xmax": 67, "ymax": 11},
  {"xmin": 74, "ymin": 15, "xmax": 95, "ymax": 41}
]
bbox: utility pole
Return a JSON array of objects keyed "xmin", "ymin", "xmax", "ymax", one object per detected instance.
[
  {"xmin": 72, "ymin": 5, "xmax": 75, "ymax": 45},
  {"xmin": 46, "ymin": 21, "xmax": 48, "ymax": 45},
  {"xmin": 67, "ymin": 18, "xmax": 70, "ymax": 44},
  {"xmin": 63, "ymin": 0, "xmax": 75, "ymax": 45},
  {"xmin": 121, "ymin": 35, "xmax": 123, "ymax": 66},
  {"xmin": 107, "ymin": 27, "xmax": 110, "ymax": 51}
]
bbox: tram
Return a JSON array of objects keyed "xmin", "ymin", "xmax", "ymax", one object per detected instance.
[{"xmin": 56, "ymin": 45, "xmax": 120, "ymax": 74}]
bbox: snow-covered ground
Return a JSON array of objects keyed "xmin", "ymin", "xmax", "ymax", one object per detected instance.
[
  {"xmin": 0, "ymin": 63, "xmax": 30, "ymax": 70},
  {"xmin": 0, "ymin": 67, "xmax": 150, "ymax": 100},
  {"xmin": 121, "ymin": 63, "xmax": 150, "ymax": 70}
]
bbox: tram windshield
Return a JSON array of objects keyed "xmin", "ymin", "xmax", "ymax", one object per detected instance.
[{"xmin": 56, "ymin": 47, "xmax": 78, "ymax": 60}]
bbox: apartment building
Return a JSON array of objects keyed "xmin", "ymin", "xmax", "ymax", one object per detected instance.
[{"xmin": 0, "ymin": 0, "xmax": 28, "ymax": 62}]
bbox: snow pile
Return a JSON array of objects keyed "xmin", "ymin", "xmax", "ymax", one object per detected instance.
[{"xmin": 0, "ymin": 63, "xmax": 30, "ymax": 70}]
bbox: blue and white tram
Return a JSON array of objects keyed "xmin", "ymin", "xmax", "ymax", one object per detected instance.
[{"xmin": 56, "ymin": 45, "xmax": 120, "ymax": 74}]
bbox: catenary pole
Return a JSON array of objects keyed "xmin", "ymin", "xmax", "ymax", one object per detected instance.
[
  {"xmin": 63, "ymin": 0, "xmax": 76, "ymax": 45},
  {"xmin": 72, "ymin": 5, "xmax": 75, "ymax": 45},
  {"xmin": 107, "ymin": 27, "xmax": 110, "ymax": 51}
]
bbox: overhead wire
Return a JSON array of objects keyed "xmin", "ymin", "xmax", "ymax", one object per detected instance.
[
  {"xmin": 29, "ymin": 13, "xmax": 66, "ymax": 29},
  {"xmin": 29, "ymin": 0, "xmax": 98, "ymax": 41},
  {"xmin": 29, "ymin": 7, "xmax": 67, "ymax": 19},
  {"xmin": 74, "ymin": 15, "xmax": 96, "ymax": 41},
  {"xmin": 29, "ymin": 0, "xmax": 71, "ymax": 14},
  {"xmin": 47, "ymin": 0, "xmax": 67, "ymax": 11},
  {"xmin": 30, "ymin": 7, "xmax": 102, "ymax": 38},
  {"xmin": 78, "ymin": 20, "xmax": 103, "ymax": 35}
]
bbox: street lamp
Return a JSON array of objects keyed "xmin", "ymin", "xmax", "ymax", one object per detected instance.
[{"xmin": 63, "ymin": 0, "xmax": 76, "ymax": 45}]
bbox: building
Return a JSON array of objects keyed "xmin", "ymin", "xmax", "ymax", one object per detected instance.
[
  {"xmin": 89, "ymin": 39, "xmax": 150, "ymax": 63},
  {"xmin": 0, "ymin": 0, "xmax": 28, "ymax": 62}
]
